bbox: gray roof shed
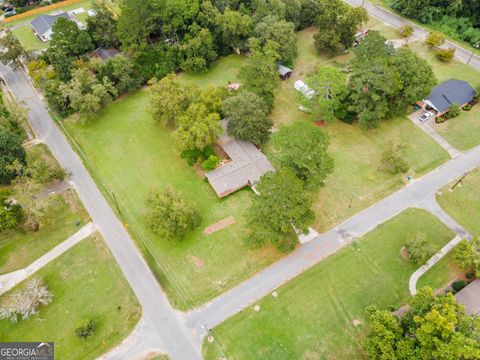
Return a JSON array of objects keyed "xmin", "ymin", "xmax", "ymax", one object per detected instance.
[
  {"xmin": 455, "ymin": 279, "xmax": 480, "ymax": 316},
  {"xmin": 89, "ymin": 47, "xmax": 120, "ymax": 61},
  {"xmin": 31, "ymin": 12, "xmax": 69, "ymax": 37},
  {"xmin": 426, "ymin": 79, "xmax": 476, "ymax": 113},
  {"xmin": 205, "ymin": 120, "xmax": 275, "ymax": 197}
]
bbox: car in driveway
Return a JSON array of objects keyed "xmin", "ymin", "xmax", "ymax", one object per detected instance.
[{"xmin": 419, "ymin": 111, "xmax": 434, "ymax": 122}]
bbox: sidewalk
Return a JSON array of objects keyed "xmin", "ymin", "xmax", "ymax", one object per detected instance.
[{"xmin": 0, "ymin": 222, "xmax": 95, "ymax": 295}]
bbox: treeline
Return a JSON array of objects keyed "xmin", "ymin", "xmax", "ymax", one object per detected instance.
[{"xmin": 392, "ymin": 0, "xmax": 480, "ymax": 46}]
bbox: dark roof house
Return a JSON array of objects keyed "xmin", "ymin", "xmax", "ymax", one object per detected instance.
[
  {"xmin": 89, "ymin": 47, "xmax": 120, "ymax": 62},
  {"xmin": 205, "ymin": 120, "xmax": 275, "ymax": 197},
  {"xmin": 455, "ymin": 279, "xmax": 480, "ymax": 316},
  {"xmin": 31, "ymin": 12, "xmax": 70, "ymax": 42},
  {"xmin": 424, "ymin": 79, "xmax": 476, "ymax": 114}
]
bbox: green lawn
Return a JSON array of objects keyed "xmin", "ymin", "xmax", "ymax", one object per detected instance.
[
  {"xmin": 417, "ymin": 252, "xmax": 461, "ymax": 290},
  {"xmin": 0, "ymin": 190, "xmax": 89, "ymax": 274},
  {"xmin": 0, "ymin": 235, "xmax": 141, "ymax": 360},
  {"xmin": 64, "ymin": 90, "xmax": 283, "ymax": 310},
  {"xmin": 11, "ymin": 25, "xmax": 47, "ymax": 51},
  {"xmin": 203, "ymin": 208, "xmax": 456, "ymax": 359},
  {"xmin": 436, "ymin": 105, "xmax": 480, "ymax": 151}
]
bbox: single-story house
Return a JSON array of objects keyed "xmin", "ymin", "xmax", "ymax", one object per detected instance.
[
  {"xmin": 277, "ymin": 64, "xmax": 292, "ymax": 80},
  {"xmin": 419, "ymin": 79, "xmax": 476, "ymax": 117},
  {"xmin": 31, "ymin": 12, "xmax": 70, "ymax": 42},
  {"xmin": 455, "ymin": 279, "xmax": 480, "ymax": 316},
  {"xmin": 205, "ymin": 120, "xmax": 275, "ymax": 197},
  {"xmin": 294, "ymin": 80, "xmax": 315, "ymax": 99},
  {"xmin": 89, "ymin": 47, "xmax": 120, "ymax": 62}
]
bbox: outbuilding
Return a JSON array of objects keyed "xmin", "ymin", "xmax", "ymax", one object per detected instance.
[{"xmin": 277, "ymin": 64, "xmax": 292, "ymax": 80}]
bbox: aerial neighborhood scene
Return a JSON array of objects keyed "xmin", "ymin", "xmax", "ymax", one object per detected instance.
[{"xmin": 1, "ymin": 0, "xmax": 480, "ymax": 359}]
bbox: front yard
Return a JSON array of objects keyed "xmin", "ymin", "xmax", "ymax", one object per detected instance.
[
  {"xmin": 203, "ymin": 208, "xmax": 455, "ymax": 359},
  {"xmin": 0, "ymin": 234, "xmax": 141, "ymax": 360},
  {"xmin": 11, "ymin": 25, "xmax": 47, "ymax": 51}
]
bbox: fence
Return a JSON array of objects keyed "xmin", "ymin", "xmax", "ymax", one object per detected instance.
[{"xmin": 4, "ymin": 0, "xmax": 83, "ymax": 23}]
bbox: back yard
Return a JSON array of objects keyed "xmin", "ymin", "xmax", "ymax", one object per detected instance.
[
  {"xmin": 0, "ymin": 234, "xmax": 141, "ymax": 360},
  {"xmin": 203, "ymin": 208, "xmax": 455, "ymax": 359}
]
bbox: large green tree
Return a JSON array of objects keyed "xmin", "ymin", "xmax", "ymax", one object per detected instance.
[
  {"xmin": 248, "ymin": 169, "xmax": 314, "ymax": 252},
  {"xmin": 146, "ymin": 189, "xmax": 201, "ymax": 240},
  {"xmin": 215, "ymin": 8, "xmax": 252, "ymax": 53},
  {"xmin": 99, "ymin": 55, "xmax": 142, "ymax": 94},
  {"xmin": 272, "ymin": 121, "xmax": 333, "ymax": 189},
  {"xmin": 454, "ymin": 238, "xmax": 480, "ymax": 277},
  {"xmin": 180, "ymin": 27, "xmax": 217, "ymax": 73},
  {"xmin": 0, "ymin": 31, "xmax": 25, "ymax": 70},
  {"xmin": 86, "ymin": 2, "xmax": 119, "ymax": 48},
  {"xmin": 49, "ymin": 17, "xmax": 93, "ymax": 58},
  {"xmin": 0, "ymin": 129, "xmax": 26, "ymax": 185},
  {"xmin": 117, "ymin": 0, "xmax": 156, "ymax": 50},
  {"xmin": 0, "ymin": 190, "xmax": 23, "ymax": 232},
  {"xmin": 222, "ymin": 91, "xmax": 272, "ymax": 145}
]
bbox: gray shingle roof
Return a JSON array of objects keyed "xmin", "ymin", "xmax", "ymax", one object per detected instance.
[
  {"xmin": 31, "ymin": 12, "xmax": 69, "ymax": 36},
  {"xmin": 455, "ymin": 279, "xmax": 480, "ymax": 316},
  {"xmin": 427, "ymin": 79, "xmax": 475, "ymax": 113},
  {"xmin": 89, "ymin": 47, "xmax": 120, "ymax": 61},
  {"xmin": 205, "ymin": 120, "xmax": 275, "ymax": 197}
]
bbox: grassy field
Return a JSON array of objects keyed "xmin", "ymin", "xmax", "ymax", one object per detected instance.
[
  {"xmin": 417, "ymin": 252, "xmax": 461, "ymax": 290},
  {"xmin": 64, "ymin": 90, "xmax": 282, "ymax": 310},
  {"xmin": 0, "ymin": 190, "xmax": 88, "ymax": 274},
  {"xmin": 203, "ymin": 208, "xmax": 456, "ymax": 359},
  {"xmin": 11, "ymin": 25, "xmax": 47, "ymax": 51},
  {"xmin": 0, "ymin": 234, "xmax": 141, "ymax": 360},
  {"xmin": 436, "ymin": 105, "xmax": 480, "ymax": 151}
]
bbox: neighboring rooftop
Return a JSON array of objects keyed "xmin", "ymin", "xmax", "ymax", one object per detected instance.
[
  {"xmin": 425, "ymin": 79, "xmax": 476, "ymax": 113},
  {"xmin": 455, "ymin": 279, "xmax": 480, "ymax": 316},
  {"xmin": 31, "ymin": 12, "xmax": 69, "ymax": 37},
  {"xmin": 205, "ymin": 120, "xmax": 275, "ymax": 197},
  {"xmin": 89, "ymin": 47, "xmax": 120, "ymax": 61}
]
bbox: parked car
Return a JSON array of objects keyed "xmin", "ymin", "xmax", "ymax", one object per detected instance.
[
  {"xmin": 419, "ymin": 111, "xmax": 434, "ymax": 122},
  {"xmin": 4, "ymin": 9, "xmax": 16, "ymax": 17}
]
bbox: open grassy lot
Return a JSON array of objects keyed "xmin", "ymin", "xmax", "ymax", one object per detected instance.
[
  {"xmin": 437, "ymin": 166, "xmax": 480, "ymax": 236},
  {"xmin": 203, "ymin": 208, "xmax": 456, "ymax": 359},
  {"xmin": 0, "ymin": 234, "xmax": 141, "ymax": 360},
  {"xmin": 64, "ymin": 90, "xmax": 282, "ymax": 310},
  {"xmin": 11, "ymin": 25, "xmax": 47, "ymax": 51}
]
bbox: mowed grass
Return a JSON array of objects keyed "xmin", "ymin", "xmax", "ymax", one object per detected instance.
[
  {"xmin": 0, "ymin": 235, "xmax": 141, "ymax": 360},
  {"xmin": 64, "ymin": 90, "xmax": 282, "ymax": 310},
  {"xmin": 270, "ymin": 28, "xmax": 449, "ymax": 231},
  {"xmin": 203, "ymin": 209, "xmax": 455, "ymax": 359},
  {"xmin": 11, "ymin": 25, "xmax": 47, "ymax": 51},
  {"xmin": 0, "ymin": 189, "xmax": 89, "ymax": 274}
]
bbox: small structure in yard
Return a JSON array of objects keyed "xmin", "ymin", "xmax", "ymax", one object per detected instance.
[
  {"xmin": 277, "ymin": 63, "xmax": 292, "ymax": 80},
  {"xmin": 89, "ymin": 47, "xmax": 120, "ymax": 62},
  {"xmin": 455, "ymin": 279, "xmax": 480, "ymax": 316},
  {"xmin": 419, "ymin": 79, "xmax": 476, "ymax": 117},
  {"xmin": 31, "ymin": 12, "xmax": 70, "ymax": 42},
  {"xmin": 227, "ymin": 81, "xmax": 241, "ymax": 91},
  {"xmin": 294, "ymin": 80, "xmax": 315, "ymax": 99},
  {"xmin": 205, "ymin": 120, "xmax": 275, "ymax": 197}
]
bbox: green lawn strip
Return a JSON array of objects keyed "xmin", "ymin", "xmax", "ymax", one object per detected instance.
[
  {"xmin": 5, "ymin": 0, "xmax": 93, "ymax": 28},
  {"xmin": 417, "ymin": 252, "xmax": 461, "ymax": 291},
  {"xmin": 0, "ymin": 190, "xmax": 88, "ymax": 274},
  {"xmin": 435, "ymin": 106, "xmax": 480, "ymax": 151},
  {"xmin": 11, "ymin": 25, "xmax": 47, "ymax": 51},
  {"xmin": 0, "ymin": 234, "xmax": 141, "ymax": 360},
  {"xmin": 203, "ymin": 208, "xmax": 455, "ymax": 360},
  {"xmin": 436, "ymin": 167, "xmax": 480, "ymax": 236},
  {"xmin": 63, "ymin": 90, "xmax": 282, "ymax": 310}
]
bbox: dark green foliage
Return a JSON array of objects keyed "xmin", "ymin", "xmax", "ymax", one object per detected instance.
[
  {"xmin": 0, "ymin": 189, "xmax": 23, "ymax": 232},
  {"xmin": 445, "ymin": 103, "xmax": 461, "ymax": 119},
  {"xmin": 180, "ymin": 28, "xmax": 218, "ymax": 73},
  {"xmin": 98, "ymin": 55, "xmax": 142, "ymax": 94},
  {"xmin": 180, "ymin": 146, "xmax": 215, "ymax": 166},
  {"xmin": 86, "ymin": 2, "xmax": 119, "ymax": 48},
  {"xmin": 116, "ymin": 0, "xmax": 156, "ymax": 51},
  {"xmin": 0, "ymin": 31, "xmax": 25, "ymax": 70},
  {"xmin": 466, "ymin": 272, "xmax": 475, "ymax": 280},
  {"xmin": 49, "ymin": 17, "xmax": 94, "ymax": 58},
  {"xmin": 405, "ymin": 232, "xmax": 434, "ymax": 266},
  {"xmin": 380, "ymin": 142, "xmax": 409, "ymax": 175},
  {"xmin": 146, "ymin": 189, "xmax": 202, "ymax": 240},
  {"xmin": 452, "ymin": 280, "xmax": 467, "ymax": 292},
  {"xmin": 201, "ymin": 154, "xmax": 220, "ymax": 171},
  {"xmin": 75, "ymin": 319, "xmax": 96, "ymax": 339},
  {"xmin": 272, "ymin": 121, "xmax": 334, "ymax": 189},
  {"xmin": 0, "ymin": 129, "xmax": 26, "ymax": 185},
  {"xmin": 222, "ymin": 91, "xmax": 272, "ymax": 145},
  {"xmin": 453, "ymin": 238, "xmax": 480, "ymax": 278}
]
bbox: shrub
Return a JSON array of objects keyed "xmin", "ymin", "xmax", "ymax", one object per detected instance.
[
  {"xmin": 405, "ymin": 232, "xmax": 434, "ymax": 266},
  {"xmin": 444, "ymin": 103, "xmax": 461, "ymax": 119},
  {"xmin": 380, "ymin": 142, "xmax": 409, "ymax": 175},
  {"xmin": 466, "ymin": 272, "xmax": 475, "ymax": 280},
  {"xmin": 201, "ymin": 155, "xmax": 220, "ymax": 171},
  {"xmin": 435, "ymin": 117, "xmax": 446, "ymax": 124},
  {"xmin": 452, "ymin": 280, "xmax": 466, "ymax": 292},
  {"xmin": 180, "ymin": 146, "xmax": 215, "ymax": 166},
  {"xmin": 435, "ymin": 47, "xmax": 455, "ymax": 62},
  {"xmin": 399, "ymin": 25, "xmax": 414, "ymax": 38},
  {"xmin": 75, "ymin": 319, "xmax": 96, "ymax": 339},
  {"xmin": 463, "ymin": 104, "xmax": 472, "ymax": 111},
  {"xmin": 424, "ymin": 31, "xmax": 445, "ymax": 49}
]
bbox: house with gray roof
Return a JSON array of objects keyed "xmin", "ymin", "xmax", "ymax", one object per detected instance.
[
  {"xmin": 277, "ymin": 63, "xmax": 292, "ymax": 80},
  {"xmin": 30, "ymin": 12, "xmax": 70, "ymax": 42},
  {"xmin": 422, "ymin": 79, "xmax": 476, "ymax": 116},
  {"xmin": 455, "ymin": 279, "xmax": 480, "ymax": 316},
  {"xmin": 205, "ymin": 120, "xmax": 275, "ymax": 197},
  {"xmin": 89, "ymin": 47, "xmax": 120, "ymax": 62}
]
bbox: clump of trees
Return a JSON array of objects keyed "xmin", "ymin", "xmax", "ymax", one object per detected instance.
[
  {"xmin": 147, "ymin": 189, "xmax": 201, "ymax": 240},
  {"xmin": 0, "ymin": 278, "xmax": 53, "ymax": 323},
  {"xmin": 454, "ymin": 238, "xmax": 480, "ymax": 278},
  {"xmin": 404, "ymin": 232, "xmax": 434, "ymax": 266},
  {"xmin": 364, "ymin": 287, "xmax": 480, "ymax": 359},
  {"xmin": 0, "ymin": 189, "xmax": 23, "ymax": 232},
  {"xmin": 0, "ymin": 128, "xmax": 26, "ymax": 185},
  {"xmin": 75, "ymin": 319, "xmax": 96, "ymax": 339},
  {"xmin": 380, "ymin": 141, "xmax": 409, "ymax": 175}
]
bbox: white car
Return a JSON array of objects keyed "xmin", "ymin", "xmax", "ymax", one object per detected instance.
[{"xmin": 419, "ymin": 111, "xmax": 434, "ymax": 122}]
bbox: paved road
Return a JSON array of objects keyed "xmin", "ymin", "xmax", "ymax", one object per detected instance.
[
  {"xmin": 344, "ymin": 0, "xmax": 480, "ymax": 71},
  {"xmin": 0, "ymin": 64, "xmax": 201, "ymax": 360},
  {"xmin": 187, "ymin": 144, "xmax": 480, "ymax": 337}
]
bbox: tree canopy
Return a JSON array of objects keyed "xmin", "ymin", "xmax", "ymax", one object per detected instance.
[{"xmin": 0, "ymin": 129, "xmax": 26, "ymax": 185}]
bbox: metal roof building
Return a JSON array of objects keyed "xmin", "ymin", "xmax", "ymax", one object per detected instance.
[
  {"xmin": 424, "ymin": 79, "xmax": 476, "ymax": 113},
  {"xmin": 205, "ymin": 120, "xmax": 275, "ymax": 197},
  {"xmin": 455, "ymin": 279, "xmax": 480, "ymax": 316},
  {"xmin": 31, "ymin": 12, "xmax": 70, "ymax": 42}
]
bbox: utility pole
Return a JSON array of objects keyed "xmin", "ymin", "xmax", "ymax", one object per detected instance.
[
  {"xmin": 467, "ymin": 41, "xmax": 480, "ymax": 65},
  {"xmin": 450, "ymin": 172, "xmax": 469, "ymax": 191}
]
